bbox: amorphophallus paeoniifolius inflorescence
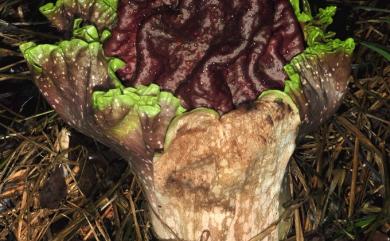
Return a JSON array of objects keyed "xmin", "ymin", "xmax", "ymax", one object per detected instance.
[{"xmin": 20, "ymin": 0, "xmax": 355, "ymax": 240}]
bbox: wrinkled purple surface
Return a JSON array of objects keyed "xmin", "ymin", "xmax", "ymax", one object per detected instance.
[{"xmin": 104, "ymin": 0, "xmax": 304, "ymax": 113}]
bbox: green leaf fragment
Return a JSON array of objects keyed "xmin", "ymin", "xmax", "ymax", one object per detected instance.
[
  {"xmin": 354, "ymin": 215, "xmax": 377, "ymax": 229},
  {"xmin": 360, "ymin": 41, "xmax": 390, "ymax": 62}
]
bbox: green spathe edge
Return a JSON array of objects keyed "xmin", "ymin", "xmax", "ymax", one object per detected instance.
[
  {"xmin": 19, "ymin": 23, "xmax": 185, "ymax": 121},
  {"xmin": 93, "ymin": 83, "xmax": 186, "ymax": 139},
  {"xmin": 283, "ymin": 38, "xmax": 355, "ymax": 95},
  {"xmin": 93, "ymin": 83, "xmax": 186, "ymax": 118},
  {"xmin": 290, "ymin": 0, "xmax": 313, "ymax": 23},
  {"xmin": 39, "ymin": 0, "xmax": 118, "ymax": 16},
  {"xmin": 20, "ymin": 21, "xmax": 124, "ymax": 88},
  {"xmin": 73, "ymin": 18, "xmax": 112, "ymax": 42},
  {"xmin": 283, "ymin": 2, "xmax": 356, "ymax": 96},
  {"xmin": 20, "ymin": 38, "xmax": 125, "ymax": 90}
]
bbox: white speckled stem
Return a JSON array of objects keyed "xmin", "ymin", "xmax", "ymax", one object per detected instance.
[{"xmin": 148, "ymin": 92, "xmax": 300, "ymax": 241}]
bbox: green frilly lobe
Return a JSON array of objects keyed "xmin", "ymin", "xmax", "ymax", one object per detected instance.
[
  {"xmin": 21, "ymin": 44, "xmax": 122, "ymax": 92},
  {"xmin": 40, "ymin": 0, "xmax": 118, "ymax": 31},
  {"xmin": 20, "ymin": 22, "xmax": 186, "ymax": 124},
  {"xmin": 21, "ymin": 22, "xmax": 124, "ymax": 89},
  {"xmin": 284, "ymin": 38, "xmax": 355, "ymax": 96},
  {"xmin": 92, "ymin": 84, "xmax": 186, "ymax": 154},
  {"xmin": 92, "ymin": 84, "xmax": 186, "ymax": 120},
  {"xmin": 289, "ymin": 0, "xmax": 313, "ymax": 23},
  {"xmin": 20, "ymin": 23, "xmax": 186, "ymax": 160},
  {"xmin": 285, "ymin": 1, "xmax": 356, "ymax": 96},
  {"xmin": 20, "ymin": 43, "xmax": 57, "ymax": 74},
  {"xmin": 72, "ymin": 19, "xmax": 112, "ymax": 42}
]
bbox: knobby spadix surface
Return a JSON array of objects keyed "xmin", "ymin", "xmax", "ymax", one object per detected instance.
[{"xmin": 21, "ymin": 0, "xmax": 355, "ymax": 240}]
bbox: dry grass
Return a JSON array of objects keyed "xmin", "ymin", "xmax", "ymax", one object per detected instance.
[{"xmin": 0, "ymin": 0, "xmax": 389, "ymax": 240}]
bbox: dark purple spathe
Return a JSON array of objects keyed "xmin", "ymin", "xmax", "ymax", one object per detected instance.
[{"xmin": 104, "ymin": 0, "xmax": 305, "ymax": 113}]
